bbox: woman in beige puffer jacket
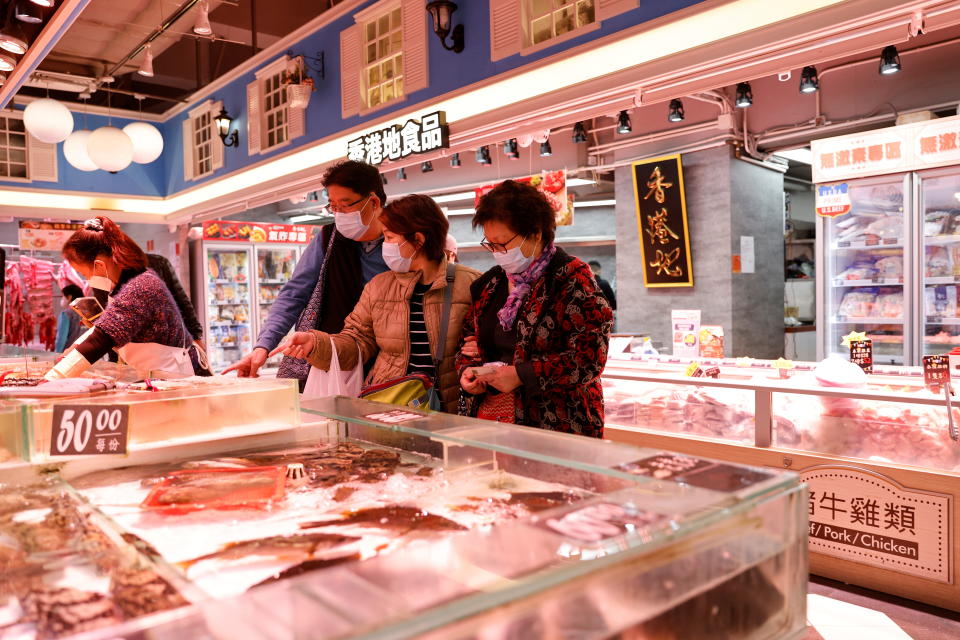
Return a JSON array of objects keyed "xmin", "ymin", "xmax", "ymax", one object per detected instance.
[{"xmin": 275, "ymin": 195, "xmax": 479, "ymax": 412}]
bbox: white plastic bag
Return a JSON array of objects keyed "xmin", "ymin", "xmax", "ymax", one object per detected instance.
[{"xmin": 302, "ymin": 339, "xmax": 363, "ymax": 399}]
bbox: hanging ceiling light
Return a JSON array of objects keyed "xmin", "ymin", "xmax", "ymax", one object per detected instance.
[
  {"xmin": 879, "ymin": 45, "xmax": 901, "ymax": 75},
  {"xmin": 799, "ymin": 66, "xmax": 819, "ymax": 93},
  {"xmin": 539, "ymin": 140, "xmax": 552, "ymax": 157},
  {"xmin": 63, "ymin": 130, "xmax": 98, "ymax": 172},
  {"xmin": 476, "ymin": 146, "xmax": 491, "ymax": 165},
  {"xmin": 450, "ymin": 152, "xmax": 461, "ymax": 168},
  {"xmin": 397, "ymin": 167, "xmax": 407, "ymax": 181},
  {"xmin": 735, "ymin": 82, "xmax": 753, "ymax": 108},
  {"xmin": 122, "ymin": 121, "xmax": 164, "ymax": 164},
  {"xmin": 616, "ymin": 110, "xmax": 632, "ymax": 134},
  {"xmin": 193, "ymin": 1, "xmax": 212, "ymax": 35},
  {"xmin": 87, "ymin": 126, "xmax": 134, "ymax": 172},
  {"xmin": 14, "ymin": 2, "xmax": 43, "ymax": 24},
  {"xmin": 137, "ymin": 44, "xmax": 154, "ymax": 77},
  {"xmin": 572, "ymin": 121, "xmax": 588, "ymax": 143},
  {"xmin": 24, "ymin": 98, "xmax": 73, "ymax": 143},
  {"xmin": 667, "ymin": 99, "xmax": 685, "ymax": 122},
  {"xmin": 421, "ymin": 160, "xmax": 434, "ymax": 173}
]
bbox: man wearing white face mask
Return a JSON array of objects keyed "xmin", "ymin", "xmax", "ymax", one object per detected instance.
[
  {"xmin": 224, "ymin": 161, "xmax": 389, "ymax": 387},
  {"xmin": 273, "ymin": 195, "xmax": 480, "ymax": 411}
]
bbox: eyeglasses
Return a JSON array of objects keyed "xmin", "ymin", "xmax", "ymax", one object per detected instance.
[
  {"xmin": 480, "ymin": 233, "xmax": 520, "ymax": 253},
  {"xmin": 324, "ymin": 196, "xmax": 369, "ymax": 215}
]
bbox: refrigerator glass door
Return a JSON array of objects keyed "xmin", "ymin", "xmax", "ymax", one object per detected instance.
[
  {"xmin": 205, "ymin": 245, "xmax": 254, "ymax": 371},
  {"xmin": 919, "ymin": 168, "xmax": 960, "ymax": 356},
  {"xmin": 821, "ymin": 175, "xmax": 909, "ymax": 364},
  {"xmin": 255, "ymin": 245, "xmax": 300, "ymax": 369}
]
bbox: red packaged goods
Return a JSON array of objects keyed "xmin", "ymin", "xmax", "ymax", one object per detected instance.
[{"xmin": 142, "ymin": 466, "xmax": 286, "ymax": 514}]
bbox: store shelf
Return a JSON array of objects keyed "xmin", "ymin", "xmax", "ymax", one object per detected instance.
[
  {"xmin": 259, "ymin": 279, "xmax": 286, "ymax": 284},
  {"xmin": 834, "ymin": 238, "xmax": 902, "ymax": 250},
  {"xmin": 832, "ymin": 278, "xmax": 903, "ymax": 287},
  {"xmin": 924, "ymin": 276, "xmax": 960, "ymax": 285},
  {"xmin": 834, "ymin": 317, "xmax": 904, "ymax": 324},
  {"xmin": 926, "ymin": 317, "xmax": 960, "ymax": 325},
  {"xmin": 209, "ymin": 301, "xmax": 250, "ymax": 306},
  {"xmin": 211, "ymin": 279, "xmax": 249, "ymax": 284},
  {"xmin": 924, "ymin": 234, "xmax": 960, "ymax": 246}
]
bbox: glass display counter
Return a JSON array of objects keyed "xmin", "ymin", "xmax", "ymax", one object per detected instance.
[
  {"xmin": 602, "ymin": 356, "xmax": 960, "ymax": 611},
  {"xmin": 0, "ymin": 397, "xmax": 808, "ymax": 640}
]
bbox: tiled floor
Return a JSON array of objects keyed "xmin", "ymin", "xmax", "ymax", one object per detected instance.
[{"xmin": 804, "ymin": 576, "xmax": 960, "ymax": 639}]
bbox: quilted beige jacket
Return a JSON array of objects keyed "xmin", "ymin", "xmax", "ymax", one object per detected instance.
[{"xmin": 306, "ymin": 260, "xmax": 480, "ymax": 412}]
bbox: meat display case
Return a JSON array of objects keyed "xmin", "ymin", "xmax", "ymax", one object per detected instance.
[
  {"xmin": 0, "ymin": 396, "xmax": 808, "ymax": 640},
  {"xmin": 602, "ymin": 355, "xmax": 960, "ymax": 611}
]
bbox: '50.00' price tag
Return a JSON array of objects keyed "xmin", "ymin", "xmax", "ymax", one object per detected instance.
[{"xmin": 50, "ymin": 405, "xmax": 129, "ymax": 456}]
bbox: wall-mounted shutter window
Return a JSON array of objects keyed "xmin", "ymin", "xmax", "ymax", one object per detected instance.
[
  {"xmin": 490, "ymin": 0, "xmax": 522, "ymax": 61},
  {"xmin": 286, "ymin": 59, "xmax": 307, "ymax": 140},
  {"xmin": 182, "ymin": 120, "xmax": 194, "ymax": 181},
  {"xmin": 596, "ymin": 0, "xmax": 637, "ymax": 21},
  {"xmin": 401, "ymin": 0, "xmax": 428, "ymax": 94},
  {"xmin": 26, "ymin": 134, "xmax": 57, "ymax": 182},
  {"xmin": 340, "ymin": 24, "xmax": 362, "ymax": 118},
  {"xmin": 247, "ymin": 80, "xmax": 261, "ymax": 155},
  {"xmin": 210, "ymin": 101, "xmax": 225, "ymax": 171}
]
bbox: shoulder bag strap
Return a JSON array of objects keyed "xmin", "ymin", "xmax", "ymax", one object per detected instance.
[{"xmin": 432, "ymin": 263, "xmax": 457, "ymax": 373}]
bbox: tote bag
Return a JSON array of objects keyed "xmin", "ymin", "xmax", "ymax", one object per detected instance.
[{"xmin": 302, "ymin": 339, "xmax": 363, "ymax": 399}]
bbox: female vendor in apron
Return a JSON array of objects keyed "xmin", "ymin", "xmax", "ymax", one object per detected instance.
[{"xmin": 44, "ymin": 216, "xmax": 207, "ymax": 380}]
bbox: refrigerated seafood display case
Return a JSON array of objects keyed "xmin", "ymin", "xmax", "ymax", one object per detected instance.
[
  {"xmin": 814, "ymin": 115, "xmax": 960, "ymax": 365},
  {"xmin": 190, "ymin": 220, "xmax": 313, "ymax": 372},
  {"xmin": 602, "ymin": 354, "xmax": 960, "ymax": 611},
  {"xmin": 0, "ymin": 395, "xmax": 809, "ymax": 640}
]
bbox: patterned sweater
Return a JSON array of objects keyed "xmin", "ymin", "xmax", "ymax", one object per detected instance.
[{"xmin": 96, "ymin": 269, "xmax": 190, "ymax": 349}]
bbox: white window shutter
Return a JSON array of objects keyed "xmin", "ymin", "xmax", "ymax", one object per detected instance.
[
  {"xmin": 27, "ymin": 134, "xmax": 57, "ymax": 182},
  {"xmin": 247, "ymin": 81, "xmax": 262, "ymax": 155},
  {"xmin": 288, "ymin": 105, "xmax": 306, "ymax": 140},
  {"xmin": 340, "ymin": 24, "xmax": 362, "ymax": 118},
  {"xmin": 490, "ymin": 0, "xmax": 522, "ymax": 61},
  {"xmin": 597, "ymin": 0, "xmax": 637, "ymax": 21},
  {"xmin": 210, "ymin": 101, "xmax": 225, "ymax": 171},
  {"xmin": 182, "ymin": 120, "xmax": 194, "ymax": 181},
  {"xmin": 401, "ymin": 0, "xmax": 428, "ymax": 94}
]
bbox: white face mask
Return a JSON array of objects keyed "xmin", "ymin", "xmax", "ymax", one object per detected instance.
[
  {"xmin": 333, "ymin": 197, "xmax": 372, "ymax": 240},
  {"xmin": 493, "ymin": 237, "xmax": 535, "ymax": 274},
  {"xmin": 382, "ymin": 240, "xmax": 413, "ymax": 273},
  {"xmin": 88, "ymin": 274, "xmax": 115, "ymax": 308}
]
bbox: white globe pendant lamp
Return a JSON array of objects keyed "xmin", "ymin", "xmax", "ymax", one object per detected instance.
[
  {"xmin": 63, "ymin": 130, "xmax": 98, "ymax": 171},
  {"xmin": 24, "ymin": 98, "xmax": 74, "ymax": 143},
  {"xmin": 87, "ymin": 126, "xmax": 134, "ymax": 173},
  {"xmin": 122, "ymin": 121, "xmax": 164, "ymax": 164}
]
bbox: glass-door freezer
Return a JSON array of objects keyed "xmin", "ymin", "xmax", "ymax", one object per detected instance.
[
  {"xmin": 817, "ymin": 174, "xmax": 912, "ymax": 365},
  {"xmin": 201, "ymin": 244, "xmax": 255, "ymax": 371},
  {"xmin": 254, "ymin": 244, "xmax": 301, "ymax": 370},
  {"xmin": 918, "ymin": 166, "xmax": 960, "ymax": 357}
]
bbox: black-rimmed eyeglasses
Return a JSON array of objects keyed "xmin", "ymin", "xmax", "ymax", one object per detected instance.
[
  {"xmin": 324, "ymin": 196, "xmax": 368, "ymax": 215},
  {"xmin": 480, "ymin": 233, "xmax": 520, "ymax": 253}
]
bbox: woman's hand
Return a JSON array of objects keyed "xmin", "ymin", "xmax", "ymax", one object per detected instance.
[
  {"xmin": 269, "ymin": 332, "xmax": 316, "ymax": 360},
  {"xmin": 460, "ymin": 367, "xmax": 488, "ymax": 395},
  {"xmin": 477, "ymin": 366, "xmax": 522, "ymax": 393},
  {"xmin": 460, "ymin": 336, "xmax": 479, "ymax": 359}
]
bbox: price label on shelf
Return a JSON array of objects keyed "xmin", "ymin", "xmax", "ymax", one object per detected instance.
[
  {"xmin": 849, "ymin": 340, "xmax": 873, "ymax": 374},
  {"xmin": 837, "ymin": 241, "xmax": 851, "ymax": 248},
  {"xmin": 922, "ymin": 355, "xmax": 950, "ymax": 393},
  {"xmin": 49, "ymin": 405, "xmax": 129, "ymax": 456},
  {"xmin": 865, "ymin": 237, "xmax": 879, "ymax": 246},
  {"xmin": 882, "ymin": 238, "xmax": 898, "ymax": 245}
]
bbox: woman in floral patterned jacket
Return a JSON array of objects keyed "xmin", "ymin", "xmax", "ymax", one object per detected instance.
[{"xmin": 457, "ymin": 180, "xmax": 613, "ymax": 438}]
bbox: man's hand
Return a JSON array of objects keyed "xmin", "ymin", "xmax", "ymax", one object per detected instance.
[
  {"xmin": 222, "ymin": 347, "xmax": 268, "ymax": 377},
  {"xmin": 269, "ymin": 332, "xmax": 317, "ymax": 360}
]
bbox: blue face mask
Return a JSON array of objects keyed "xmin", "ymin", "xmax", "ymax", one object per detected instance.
[
  {"xmin": 382, "ymin": 240, "xmax": 413, "ymax": 273},
  {"xmin": 492, "ymin": 236, "xmax": 534, "ymax": 274}
]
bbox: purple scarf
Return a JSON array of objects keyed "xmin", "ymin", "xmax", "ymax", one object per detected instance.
[{"xmin": 497, "ymin": 244, "xmax": 556, "ymax": 330}]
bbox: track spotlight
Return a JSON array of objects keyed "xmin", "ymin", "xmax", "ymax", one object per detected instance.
[
  {"xmin": 29, "ymin": 0, "xmax": 55, "ymax": 6},
  {"xmin": 879, "ymin": 45, "xmax": 901, "ymax": 75},
  {"xmin": 799, "ymin": 66, "xmax": 819, "ymax": 93},
  {"xmin": 616, "ymin": 110, "xmax": 632, "ymax": 134},
  {"xmin": 381, "ymin": 173, "xmax": 388, "ymax": 185},
  {"xmin": 450, "ymin": 152, "xmax": 461, "ymax": 168},
  {"xmin": 193, "ymin": 1, "xmax": 212, "ymax": 35},
  {"xmin": 476, "ymin": 146, "xmax": 491, "ymax": 165},
  {"xmin": 421, "ymin": 161, "xmax": 433, "ymax": 173},
  {"xmin": 667, "ymin": 99, "xmax": 684, "ymax": 122},
  {"xmin": 572, "ymin": 121, "xmax": 588, "ymax": 143},
  {"xmin": 539, "ymin": 140, "xmax": 552, "ymax": 157},
  {"xmin": 137, "ymin": 44, "xmax": 154, "ymax": 77},
  {"xmin": 0, "ymin": 54, "xmax": 15, "ymax": 72},
  {"xmin": 397, "ymin": 167, "xmax": 407, "ymax": 181},
  {"xmin": 503, "ymin": 138, "xmax": 519, "ymax": 159},
  {"xmin": 15, "ymin": 2, "xmax": 43, "ymax": 24},
  {"xmin": 735, "ymin": 82, "xmax": 753, "ymax": 108}
]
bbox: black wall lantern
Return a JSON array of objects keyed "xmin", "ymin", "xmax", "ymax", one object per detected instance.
[
  {"xmin": 426, "ymin": 0, "xmax": 464, "ymax": 53},
  {"xmin": 215, "ymin": 107, "xmax": 239, "ymax": 147}
]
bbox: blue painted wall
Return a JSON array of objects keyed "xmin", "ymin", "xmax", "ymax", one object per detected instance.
[{"xmin": 9, "ymin": 0, "xmax": 708, "ymax": 199}]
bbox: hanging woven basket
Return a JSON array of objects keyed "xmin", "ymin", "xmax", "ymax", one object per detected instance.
[{"xmin": 287, "ymin": 84, "xmax": 312, "ymax": 109}]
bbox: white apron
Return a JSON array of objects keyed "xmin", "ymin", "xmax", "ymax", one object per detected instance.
[{"xmin": 116, "ymin": 342, "xmax": 194, "ymax": 378}]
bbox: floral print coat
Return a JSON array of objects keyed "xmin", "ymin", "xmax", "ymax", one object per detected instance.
[{"xmin": 456, "ymin": 248, "xmax": 613, "ymax": 438}]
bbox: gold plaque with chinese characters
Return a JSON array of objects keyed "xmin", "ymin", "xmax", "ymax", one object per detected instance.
[{"xmin": 630, "ymin": 154, "xmax": 694, "ymax": 287}]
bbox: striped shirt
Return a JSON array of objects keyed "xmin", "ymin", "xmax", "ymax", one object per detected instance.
[{"xmin": 407, "ymin": 282, "xmax": 435, "ymax": 377}]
